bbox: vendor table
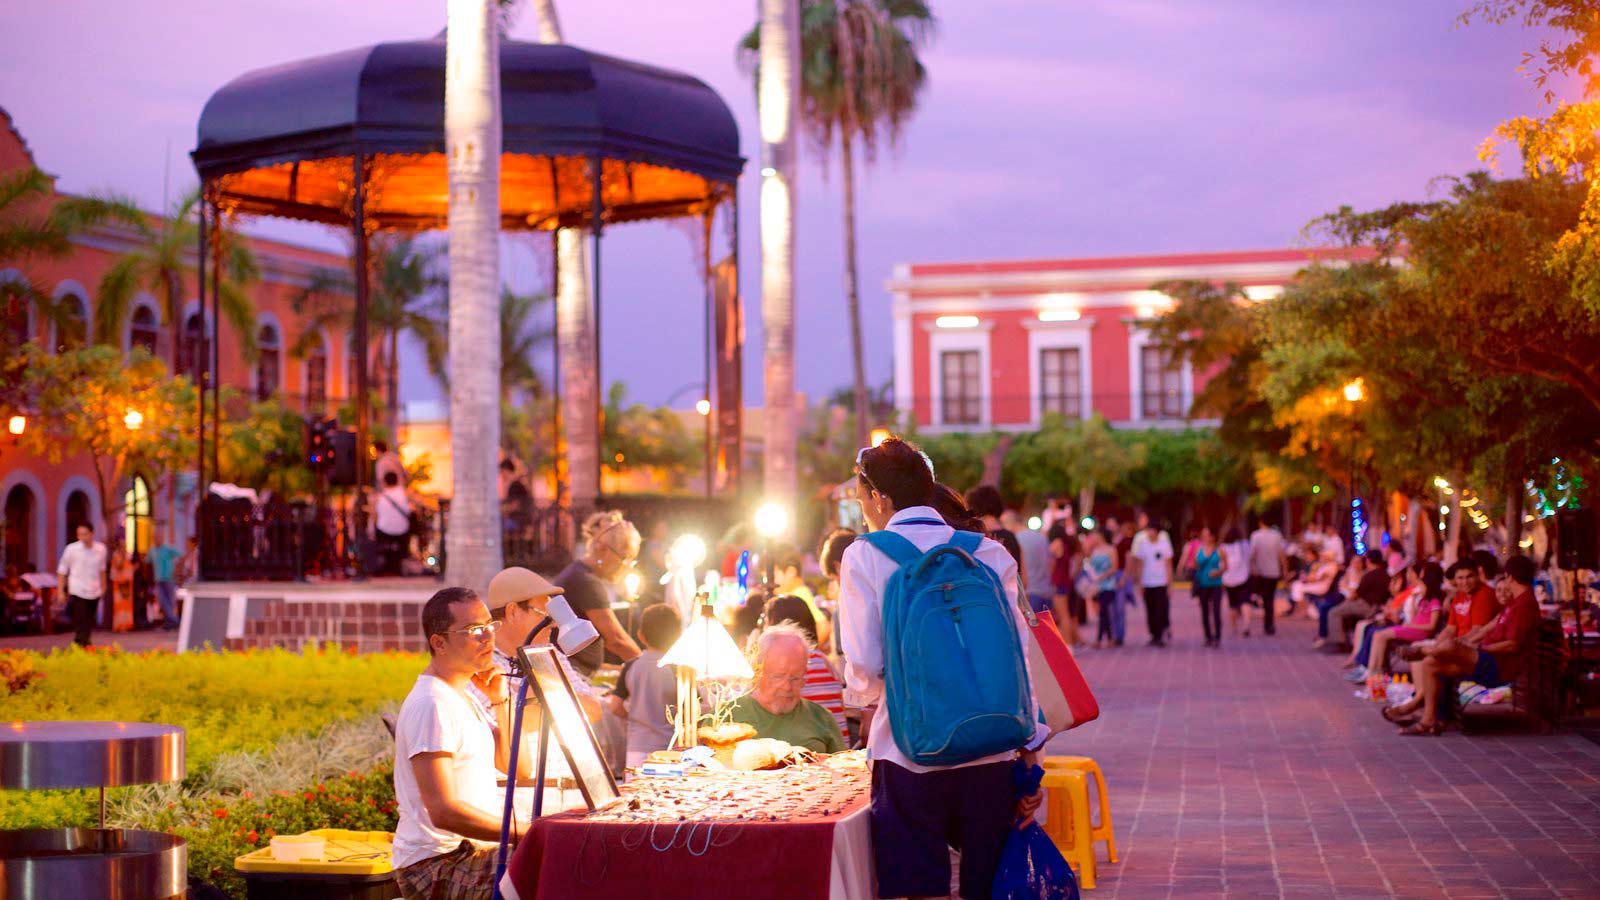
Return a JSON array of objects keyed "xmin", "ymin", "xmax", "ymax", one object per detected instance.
[{"xmin": 501, "ymin": 753, "xmax": 873, "ymax": 900}]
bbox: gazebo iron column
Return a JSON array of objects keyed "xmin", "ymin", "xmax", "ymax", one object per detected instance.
[
  {"xmin": 352, "ymin": 153, "xmax": 371, "ymax": 549},
  {"xmin": 729, "ymin": 187, "xmax": 741, "ymax": 495},
  {"xmin": 195, "ymin": 193, "xmax": 208, "ymax": 550},
  {"xmin": 209, "ymin": 201, "xmax": 221, "ymax": 484},
  {"xmin": 702, "ymin": 205, "xmax": 714, "ymax": 499},
  {"xmin": 549, "ymin": 158, "xmax": 562, "ymax": 514},
  {"xmin": 590, "ymin": 155, "xmax": 603, "ymax": 499}
]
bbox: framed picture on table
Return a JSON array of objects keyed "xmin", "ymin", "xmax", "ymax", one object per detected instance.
[{"xmin": 517, "ymin": 645, "xmax": 622, "ymax": 811}]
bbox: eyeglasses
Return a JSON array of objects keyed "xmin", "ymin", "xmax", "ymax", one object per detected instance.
[{"xmin": 440, "ymin": 620, "xmax": 501, "ymax": 640}]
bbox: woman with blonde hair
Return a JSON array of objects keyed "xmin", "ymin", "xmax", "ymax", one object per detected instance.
[{"xmin": 551, "ymin": 510, "xmax": 644, "ymax": 676}]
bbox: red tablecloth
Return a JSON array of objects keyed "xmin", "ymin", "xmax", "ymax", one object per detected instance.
[{"xmin": 501, "ymin": 777, "xmax": 869, "ymax": 900}]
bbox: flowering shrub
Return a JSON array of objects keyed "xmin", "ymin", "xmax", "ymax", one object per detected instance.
[
  {"xmin": 0, "ymin": 645, "xmax": 424, "ymax": 896},
  {"xmin": 150, "ymin": 768, "xmax": 399, "ymax": 899}
]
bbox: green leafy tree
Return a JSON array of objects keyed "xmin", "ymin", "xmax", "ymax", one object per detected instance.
[
  {"xmin": 96, "ymin": 189, "xmax": 259, "ymax": 372},
  {"xmin": 216, "ymin": 398, "xmax": 316, "ymax": 496},
  {"xmin": 741, "ymin": 0, "xmax": 933, "ymax": 448},
  {"xmin": 1000, "ymin": 414, "xmax": 1144, "ymax": 515},
  {"xmin": 13, "ymin": 345, "xmax": 197, "ymax": 537},
  {"xmin": 601, "ymin": 383, "xmax": 703, "ymax": 493}
]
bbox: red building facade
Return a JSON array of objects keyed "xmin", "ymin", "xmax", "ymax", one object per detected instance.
[
  {"xmin": 1, "ymin": 110, "xmax": 354, "ymax": 574},
  {"xmin": 888, "ymin": 248, "xmax": 1372, "ymax": 433}
]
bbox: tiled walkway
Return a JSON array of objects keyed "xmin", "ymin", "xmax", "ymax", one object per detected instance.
[{"xmin": 1047, "ymin": 589, "xmax": 1600, "ymax": 898}]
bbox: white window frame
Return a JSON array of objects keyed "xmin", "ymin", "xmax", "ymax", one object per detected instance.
[
  {"xmin": 253, "ymin": 312, "xmax": 284, "ymax": 401},
  {"xmin": 125, "ymin": 293, "xmax": 161, "ymax": 356},
  {"xmin": 925, "ymin": 323, "xmax": 992, "ymax": 431},
  {"xmin": 1128, "ymin": 324, "xmax": 1192, "ymax": 423},
  {"xmin": 50, "ymin": 280, "xmax": 92, "ymax": 351},
  {"xmin": 1025, "ymin": 318, "xmax": 1094, "ymax": 425}
]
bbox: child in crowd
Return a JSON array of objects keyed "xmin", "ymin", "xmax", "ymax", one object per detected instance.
[{"xmin": 609, "ymin": 604, "xmax": 684, "ymax": 769}]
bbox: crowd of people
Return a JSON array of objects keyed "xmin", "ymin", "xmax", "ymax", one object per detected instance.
[{"xmin": 388, "ymin": 437, "xmax": 1055, "ymax": 900}]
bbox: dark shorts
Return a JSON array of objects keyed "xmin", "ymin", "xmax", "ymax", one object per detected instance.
[
  {"xmin": 871, "ymin": 759, "xmax": 1015, "ymax": 900},
  {"xmin": 1470, "ymin": 651, "xmax": 1505, "ymax": 688},
  {"xmin": 1226, "ymin": 583, "xmax": 1253, "ymax": 609}
]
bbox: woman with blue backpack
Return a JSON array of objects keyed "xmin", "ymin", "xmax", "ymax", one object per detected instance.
[{"xmin": 837, "ymin": 437, "xmax": 1051, "ymax": 900}]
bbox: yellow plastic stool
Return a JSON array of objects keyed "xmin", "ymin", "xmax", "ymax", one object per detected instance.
[
  {"xmin": 1040, "ymin": 769, "xmax": 1097, "ymax": 889},
  {"xmin": 1044, "ymin": 755, "xmax": 1118, "ymax": 863}
]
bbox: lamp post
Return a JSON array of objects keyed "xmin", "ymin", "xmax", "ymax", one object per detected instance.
[
  {"xmin": 1343, "ymin": 379, "xmax": 1366, "ymax": 555},
  {"xmin": 124, "ymin": 409, "xmax": 144, "ymax": 432},
  {"xmin": 754, "ymin": 501, "xmax": 787, "ymax": 589}
]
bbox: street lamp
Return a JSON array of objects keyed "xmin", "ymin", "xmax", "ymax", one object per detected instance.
[
  {"xmin": 695, "ymin": 398, "xmax": 711, "ymax": 416},
  {"xmin": 1343, "ymin": 379, "xmax": 1366, "ymax": 554},
  {"xmin": 754, "ymin": 501, "xmax": 788, "ymax": 588},
  {"xmin": 124, "ymin": 409, "xmax": 144, "ymax": 431},
  {"xmin": 6, "ymin": 415, "xmax": 24, "ymax": 437}
]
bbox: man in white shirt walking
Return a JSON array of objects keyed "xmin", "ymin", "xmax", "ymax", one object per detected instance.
[
  {"xmin": 1248, "ymin": 516, "xmax": 1290, "ymax": 636},
  {"xmin": 1129, "ymin": 512, "xmax": 1175, "ymax": 646},
  {"xmin": 57, "ymin": 523, "xmax": 107, "ymax": 648},
  {"xmin": 839, "ymin": 438, "xmax": 1046, "ymax": 900}
]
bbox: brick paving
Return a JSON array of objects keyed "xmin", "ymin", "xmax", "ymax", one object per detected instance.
[{"xmin": 1046, "ymin": 588, "xmax": 1600, "ymax": 898}]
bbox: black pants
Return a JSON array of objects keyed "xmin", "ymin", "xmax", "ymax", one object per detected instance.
[
  {"xmin": 1250, "ymin": 576, "xmax": 1279, "ymax": 634},
  {"xmin": 1196, "ymin": 585, "xmax": 1223, "ymax": 643},
  {"xmin": 1144, "ymin": 585, "xmax": 1170, "ymax": 643},
  {"xmin": 70, "ymin": 593, "xmax": 99, "ymax": 646}
]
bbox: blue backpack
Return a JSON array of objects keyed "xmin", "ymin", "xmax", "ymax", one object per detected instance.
[{"xmin": 861, "ymin": 523, "xmax": 1035, "ymax": 766}]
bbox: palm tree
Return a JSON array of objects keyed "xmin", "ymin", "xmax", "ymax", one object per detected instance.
[
  {"xmin": 0, "ymin": 166, "xmax": 144, "ymax": 357},
  {"xmin": 749, "ymin": 0, "xmax": 803, "ymax": 507},
  {"xmin": 499, "ymin": 286, "xmax": 554, "ymax": 402},
  {"xmin": 95, "ymin": 189, "xmax": 260, "ymax": 373},
  {"xmin": 742, "ymin": 0, "xmax": 932, "ymax": 451},
  {"xmin": 290, "ymin": 234, "xmax": 448, "ymax": 434},
  {"xmin": 444, "ymin": 0, "xmax": 505, "ymax": 592}
]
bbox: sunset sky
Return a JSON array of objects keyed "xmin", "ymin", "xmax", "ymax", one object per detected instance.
[{"xmin": 0, "ymin": 0, "xmax": 1560, "ymax": 409}]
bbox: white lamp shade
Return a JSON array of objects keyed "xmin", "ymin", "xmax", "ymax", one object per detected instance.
[
  {"xmin": 546, "ymin": 595, "xmax": 601, "ymax": 656},
  {"xmin": 659, "ymin": 613, "xmax": 753, "ymax": 680}
]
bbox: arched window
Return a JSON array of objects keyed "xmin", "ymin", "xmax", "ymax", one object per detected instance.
[
  {"xmin": 123, "ymin": 475, "xmax": 151, "ymax": 555},
  {"xmin": 64, "ymin": 490, "xmax": 90, "ymax": 545},
  {"xmin": 54, "ymin": 293, "xmax": 88, "ymax": 352},
  {"xmin": 256, "ymin": 324, "xmax": 280, "ymax": 402},
  {"xmin": 4, "ymin": 295, "xmax": 30, "ymax": 347},
  {"xmin": 130, "ymin": 306, "xmax": 159, "ymax": 356},
  {"xmin": 179, "ymin": 313, "xmax": 210, "ymax": 379},
  {"xmin": 306, "ymin": 336, "xmax": 328, "ymax": 414},
  {"xmin": 4, "ymin": 484, "xmax": 36, "ymax": 571}
]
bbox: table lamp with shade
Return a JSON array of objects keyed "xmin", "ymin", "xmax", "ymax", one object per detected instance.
[{"xmin": 660, "ymin": 593, "xmax": 754, "ymax": 749}]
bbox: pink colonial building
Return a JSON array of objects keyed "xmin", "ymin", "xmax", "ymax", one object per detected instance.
[{"xmin": 888, "ymin": 248, "xmax": 1372, "ymax": 433}]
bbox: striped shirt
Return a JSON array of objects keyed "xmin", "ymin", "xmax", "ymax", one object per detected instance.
[{"xmin": 802, "ymin": 649, "xmax": 848, "ymax": 740}]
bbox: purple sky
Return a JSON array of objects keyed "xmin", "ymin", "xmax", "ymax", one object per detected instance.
[{"xmin": 0, "ymin": 1, "xmax": 1560, "ymax": 410}]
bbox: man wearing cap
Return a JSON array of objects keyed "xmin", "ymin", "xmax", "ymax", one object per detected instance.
[{"xmin": 471, "ymin": 567, "xmax": 605, "ymax": 813}]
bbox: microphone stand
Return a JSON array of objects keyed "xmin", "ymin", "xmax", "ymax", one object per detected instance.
[{"xmin": 492, "ymin": 616, "xmax": 556, "ymax": 900}]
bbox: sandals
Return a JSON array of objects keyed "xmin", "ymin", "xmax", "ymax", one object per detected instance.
[
  {"xmin": 1398, "ymin": 720, "xmax": 1445, "ymax": 737},
  {"xmin": 1381, "ymin": 705, "xmax": 1418, "ymax": 724}
]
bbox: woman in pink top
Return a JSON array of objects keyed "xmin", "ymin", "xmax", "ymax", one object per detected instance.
[
  {"xmin": 761, "ymin": 594, "xmax": 848, "ymax": 740},
  {"xmin": 1366, "ymin": 562, "xmax": 1446, "ymax": 677}
]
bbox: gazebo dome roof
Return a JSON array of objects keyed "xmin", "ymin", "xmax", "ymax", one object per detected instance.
[{"xmin": 192, "ymin": 37, "xmax": 743, "ymax": 230}]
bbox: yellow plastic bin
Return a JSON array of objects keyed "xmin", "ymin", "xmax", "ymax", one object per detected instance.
[{"xmin": 234, "ymin": 829, "xmax": 400, "ymax": 900}]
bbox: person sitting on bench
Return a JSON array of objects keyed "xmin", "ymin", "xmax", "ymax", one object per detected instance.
[{"xmin": 1382, "ymin": 555, "xmax": 1540, "ymax": 736}]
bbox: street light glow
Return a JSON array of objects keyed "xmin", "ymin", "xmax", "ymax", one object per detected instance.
[
  {"xmin": 1080, "ymin": 516, "xmax": 1095, "ymax": 531},
  {"xmin": 695, "ymin": 398, "xmax": 711, "ymax": 416},
  {"xmin": 1343, "ymin": 378, "xmax": 1365, "ymax": 403},
  {"xmin": 754, "ymin": 501, "xmax": 788, "ymax": 539},
  {"xmin": 869, "ymin": 427, "xmax": 890, "ymax": 448},
  {"xmin": 1027, "ymin": 516, "xmax": 1043, "ymax": 531},
  {"xmin": 6, "ymin": 415, "xmax": 24, "ymax": 436},
  {"xmin": 669, "ymin": 534, "xmax": 707, "ymax": 570},
  {"xmin": 124, "ymin": 409, "xmax": 144, "ymax": 431}
]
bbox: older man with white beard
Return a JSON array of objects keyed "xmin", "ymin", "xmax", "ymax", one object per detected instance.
[{"xmin": 726, "ymin": 623, "xmax": 845, "ymax": 754}]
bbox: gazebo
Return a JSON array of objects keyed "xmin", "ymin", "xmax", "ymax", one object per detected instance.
[{"xmin": 190, "ymin": 35, "xmax": 745, "ymax": 575}]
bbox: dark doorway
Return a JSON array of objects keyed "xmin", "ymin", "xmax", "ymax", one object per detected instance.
[
  {"xmin": 64, "ymin": 490, "xmax": 91, "ymax": 544},
  {"xmin": 4, "ymin": 485, "xmax": 34, "ymax": 571}
]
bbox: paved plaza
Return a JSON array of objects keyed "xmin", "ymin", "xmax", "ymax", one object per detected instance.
[{"xmin": 1054, "ymin": 590, "xmax": 1600, "ymax": 898}]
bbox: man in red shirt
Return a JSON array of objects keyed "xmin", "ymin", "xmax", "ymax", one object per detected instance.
[{"xmin": 1384, "ymin": 555, "xmax": 1540, "ymax": 735}]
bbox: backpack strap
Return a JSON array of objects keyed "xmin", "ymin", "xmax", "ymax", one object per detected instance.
[{"xmin": 860, "ymin": 530, "xmax": 924, "ymax": 568}]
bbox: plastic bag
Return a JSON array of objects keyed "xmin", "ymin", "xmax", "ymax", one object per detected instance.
[{"xmin": 993, "ymin": 763, "xmax": 1080, "ymax": 900}]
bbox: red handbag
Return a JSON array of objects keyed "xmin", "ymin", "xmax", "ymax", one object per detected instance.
[{"xmin": 1017, "ymin": 589, "xmax": 1099, "ymax": 735}]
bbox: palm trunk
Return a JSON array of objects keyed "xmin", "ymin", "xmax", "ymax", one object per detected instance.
[
  {"xmin": 1505, "ymin": 481, "xmax": 1524, "ymax": 554},
  {"xmin": 841, "ymin": 136, "xmax": 869, "ymax": 450},
  {"xmin": 532, "ymin": 0, "xmax": 600, "ymax": 512},
  {"xmin": 444, "ymin": 0, "xmax": 504, "ymax": 591},
  {"xmin": 760, "ymin": 0, "xmax": 801, "ymax": 509},
  {"xmin": 387, "ymin": 327, "xmax": 401, "ymax": 440}
]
